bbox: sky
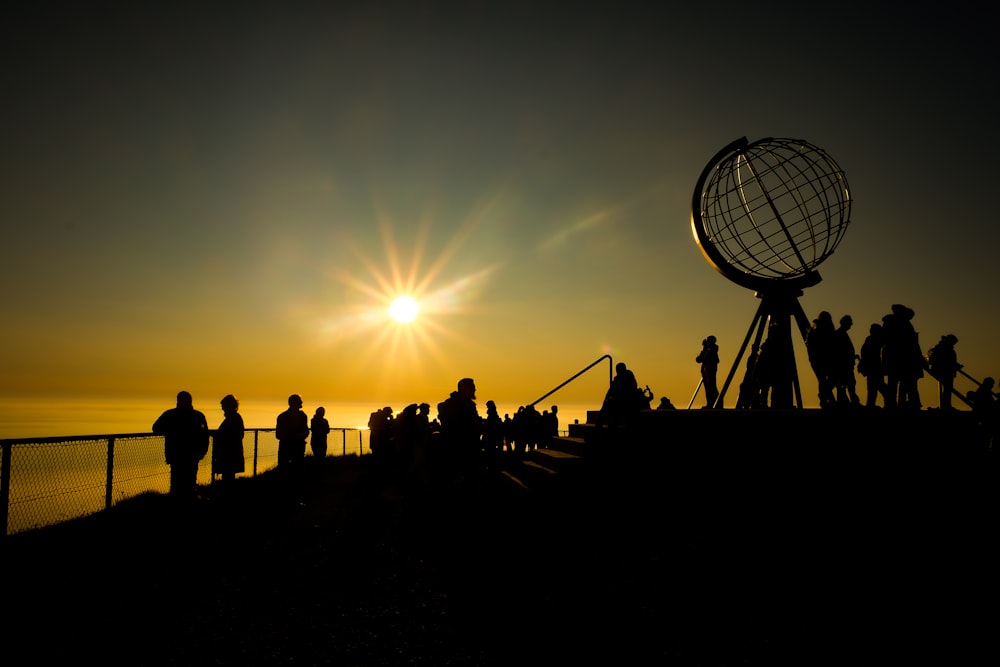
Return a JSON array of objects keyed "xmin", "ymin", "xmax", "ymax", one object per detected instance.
[{"xmin": 2, "ymin": 1, "xmax": 998, "ymax": 428}]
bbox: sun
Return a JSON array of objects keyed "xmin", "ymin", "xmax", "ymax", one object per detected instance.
[
  {"xmin": 388, "ymin": 295, "xmax": 420, "ymax": 324},
  {"xmin": 320, "ymin": 209, "xmax": 502, "ymax": 381}
]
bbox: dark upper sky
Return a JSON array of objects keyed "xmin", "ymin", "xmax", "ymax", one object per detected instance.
[{"xmin": 2, "ymin": 1, "xmax": 998, "ymax": 409}]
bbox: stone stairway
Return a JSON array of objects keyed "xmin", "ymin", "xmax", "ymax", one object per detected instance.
[{"xmin": 494, "ymin": 410, "xmax": 598, "ymax": 493}]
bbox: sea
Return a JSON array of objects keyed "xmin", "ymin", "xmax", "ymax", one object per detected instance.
[{"xmin": 0, "ymin": 396, "xmax": 595, "ymax": 441}]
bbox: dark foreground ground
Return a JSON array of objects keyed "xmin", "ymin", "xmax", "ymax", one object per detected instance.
[{"xmin": 2, "ymin": 412, "xmax": 998, "ymax": 665}]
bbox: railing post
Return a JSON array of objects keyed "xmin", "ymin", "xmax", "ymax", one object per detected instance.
[
  {"xmin": 105, "ymin": 437, "xmax": 115, "ymax": 510},
  {"xmin": 1, "ymin": 442, "xmax": 12, "ymax": 539},
  {"xmin": 342, "ymin": 429, "xmax": 346, "ymax": 457},
  {"xmin": 252, "ymin": 430, "xmax": 259, "ymax": 477}
]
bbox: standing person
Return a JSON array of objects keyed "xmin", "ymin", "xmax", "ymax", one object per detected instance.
[
  {"xmin": 858, "ymin": 323, "xmax": 885, "ymax": 408},
  {"xmin": 883, "ymin": 304, "xmax": 925, "ymax": 409},
  {"xmin": 736, "ymin": 343, "xmax": 761, "ymax": 409},
  {"xmin": 806, "ymin": 312, "xmax": 836, "ymax": 408},
  {"xmin": 392, "ymin": 404, "xmax": 422, "ymax": 481},
  {"xmin": 368, "ymin": 406, "xmax": 394, "ymax": 463},
  {"xmin": 927, "ymin": 334, "xmax": 961, "ymax": 410},
  {"xmin": 310, "ymin": 406, "xmax": 331, "ymax": 459},
  {"xmin": 437, "ymin": 378, "xmax": 482, "ymax": 487},
  {"xmin": 833, "ymin": 315, "xmax": 861, "ymax": 407},
  {"xmin": 897, "ymin": 306, "xmax": 925, "ymax": 410},
  {"xmin": 544, "ymin": 404, "xmax": 560, "ymax": 447},
  {"xmin": 410, "ymin": 403, "xmax": 433, "ymax": 490},
  {"xmin": 697, "ymin": 336, "xmax": 720, "ymax": 408},
  {"xmin": 276, "ymin": 394, "xmax": 309, "ymax": 492},
  {"xmin": 153, "ymin": 391, "xmax": 209, "ymax": 500},
  {"xmin": 483, "ymin": 400, "xmax": 504, "ymax": 469},
  {"xmin": 212, "ymin": 394, "xmax": 245, "ymax": 484}
]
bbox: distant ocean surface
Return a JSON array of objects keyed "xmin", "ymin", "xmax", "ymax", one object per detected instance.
[{"xmin": 0, "ymin": 396, "xmax": 594, "ymax": 440}]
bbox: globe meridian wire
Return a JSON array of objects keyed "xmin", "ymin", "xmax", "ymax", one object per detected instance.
[{"xmin": 692, "ymin": 137, "xmax": 852, "ymax": 293}]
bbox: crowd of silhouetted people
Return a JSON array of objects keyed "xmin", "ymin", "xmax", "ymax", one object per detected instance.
[
  {"xmin": 366, "ymin": 379, "xmax": 566, "ymax": 495},
  {"xmin": 150, "ymin": 379, "xmax": 575, "ymax": 501},
  {"xmin": 729, "ymin": 302, "xmax": 999, "ymax": 423},
  {"xmin": 153, "ymin": 390, "xmax": 322, "ymax": 502},
  {"xmin": 150, "ymin": 301, "xmax": 1000, "ymax": 501}
]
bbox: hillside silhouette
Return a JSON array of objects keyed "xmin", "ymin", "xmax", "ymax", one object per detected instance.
[{"xmin": 3, "ymin": 412, "xmax": 997, "ymax": 665}]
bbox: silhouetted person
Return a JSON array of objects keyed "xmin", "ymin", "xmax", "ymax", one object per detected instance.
[
  {"xmin": 969, "ymin": 377, "xmax": 996, "ymax": 419},
  {"xmin": 640, "ymin": 385, "xmax": 654, "ymax": 409},
  {"xmin": 599, "ymin": 362, "xmax": 643, "ymax": 428},
  {"xmin": 539, "ymin": 405, "xmax": 559, "ymax": 448},
  {"xmin": 858, "ymin": 323, "xmax": 885, "ymax": 408},
  {"xmin": 276, "ymin": 394, "xmax": 309, "ymax": 494},
  {"xmin": 697, "ymin": 337, "xmax": 720, "ymax": 408},
  {"xmin": 437, "ymin": 378, "xmax": 482, "ymax": 486},
  {"xmin": 754, "ymin": 338, "xmax": 776, "ymax": 407},
  {"xmin": 736, "ymin": 343, "xmax": 760, "ymax": 409},
  {"xmin": 502, "ymin": 413, "xmax": 514, "ymax": 453},
  {"xmin": 657, "ymin": 396, "xmax": 676, "ymax": 410},
  {"xmin": 546, "ymin": 404, "xmax": 560, "ymax": 446},
  {"xmin": 212, "ymin": 394, "xmax": 245, "ymax": 484},
  {"xmin": 509, "ymin": 406, "xmax": 525, "ymax": 455},
  {"xmin": 311, "ymin": 406, "xmax": 331, "ymax": 459},
  {"xmin": 833, "ymin": 315, "xmax": 861, "ymax": 407},
  {"xmin": 153, "ymin": 391, "xmax": 209, "ymax": 500},
  {"xmin": 520, "ymin": 403, "xmax": 542, "ymax": 452},
  {"xmin": 368, "ymin": 406, "xmax": 394, "ymax": 462},
  {"xmin": 483, "ymin": 400, "xmax": 504, "ymax": 468},
  {"xmin": 409, "ymin": 402, "xmax": 433, "ymax": 489},
  {"xmin": 883, "ymin": 304, "xmax": 924, "ymax": 409},
  {"xmin": 969, "ymin": 377, "xmax": 997, "ymax": 449},
  {"xmin": 760, "ymin": 320, "xmax": 796, "ymax": 408},
  {"xmin": 390, "ymin": 403, "xmax": 425, "ymax": 481},
  {"xmin": 807, "ymin": 312, "xmax": 836, "ymax": 408},
  {"xmin": 927, "ymin": 334, "xmax": 961, "ymax": 410},
  {"xmin": 966, "ymin": 378, "xmax": 996, "ymax": 411}
]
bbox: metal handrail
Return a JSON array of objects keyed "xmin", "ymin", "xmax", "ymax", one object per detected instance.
[
  {"xmin": 957, "ymin": 368, "xmax": 999, "ymax": 396},
  {"xmin": 527, "ymin": 354, "xmax": 613, "ymax": 408}
]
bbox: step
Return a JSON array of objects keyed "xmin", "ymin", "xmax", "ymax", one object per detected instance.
[
  {"xmin": 548, "ymin": 435, "xmax": 588, "ymax": 457},
  {"xmin": 527, "ymin": 446, "xmax": 581, "ymax": 472},
  {"xmin": 498, "ymin": 458, "xmax": 561, "ymax": 492}
]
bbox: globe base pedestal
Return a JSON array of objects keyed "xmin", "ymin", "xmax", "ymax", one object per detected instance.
[{"xmin": 715, "ymin": 290, "xmax": 813, "ymax": 410}]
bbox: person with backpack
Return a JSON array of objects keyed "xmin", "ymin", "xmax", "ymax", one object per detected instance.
[{"xmin": 927, "ymin": 334, "xmax": 961, "ymax": 410}]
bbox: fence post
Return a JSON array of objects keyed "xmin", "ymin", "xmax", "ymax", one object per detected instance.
[
  {"xmin": 252, "ymin": 430, "xmax": 259, "ymax": 477},
  {"xmin": 105, "ymin": 437, "xmax": 115, "ymax": 510},
  {"xmin": 1, "ymin": 442, "xmax": 11, "ymax": 539},
  {"xmin": 342, "ymin": 429, "xmax": 346, "ymax": 457}
]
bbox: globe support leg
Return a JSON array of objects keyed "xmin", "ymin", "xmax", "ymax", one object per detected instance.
[{"xmin": 714, "ymin": 291, "xmax": 812, "ymax": 409}]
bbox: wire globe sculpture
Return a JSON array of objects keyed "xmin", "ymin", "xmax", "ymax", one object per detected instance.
[{"xmin": 691, "ymin": 137, "xmax": 851, "ymax": 292}]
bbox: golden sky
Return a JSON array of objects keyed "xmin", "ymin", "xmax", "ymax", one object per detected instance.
[{"xmin": 2, "ymin": 2, "xmax": 998, "ymax": 425}]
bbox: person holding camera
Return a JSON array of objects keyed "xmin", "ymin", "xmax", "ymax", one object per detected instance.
[{"xmin": 697, "ymin": 336, "xmax": 720, "ymax": 408}]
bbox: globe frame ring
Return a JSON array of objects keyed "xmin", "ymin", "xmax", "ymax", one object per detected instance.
[{"xmin": 691, "ymin": 136, "xmax": 851, "ymax": 293}]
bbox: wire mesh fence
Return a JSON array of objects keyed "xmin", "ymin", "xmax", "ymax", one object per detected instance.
[{"xmin": 1, "ymin": 428, "xmax": 368, "ymax": 536}]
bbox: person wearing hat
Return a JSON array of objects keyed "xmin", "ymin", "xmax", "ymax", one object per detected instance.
[{"xmin": 927, "ymin": 334, "xmax": 962, "ymax": 410}]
